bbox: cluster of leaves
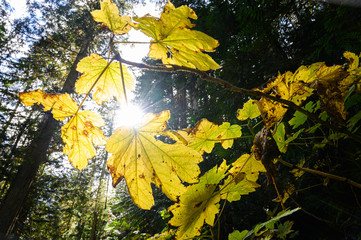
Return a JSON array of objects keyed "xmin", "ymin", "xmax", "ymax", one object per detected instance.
[{"xmin": 18, "ymin": 0, "xmax": 361, "ymax": 239}]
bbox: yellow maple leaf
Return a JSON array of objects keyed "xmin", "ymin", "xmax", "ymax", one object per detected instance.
[
  {"xmin": 62, "ymin": 111, "xmax": 106, "ymax": 170},
  {"xmin": 169, "ymin": 160, "xmax": 229, "ymax": 239},
  {"xmin": 219, "ymin": 154, "xmax": 263, "ymax": 202},
  {"xmin": 237, "ymin": 99, "xmax": 261, "ymax": 121},
  {"xmin": 177, "ymin": 120, "xmax": 241, "ymax": 153},
  {"xmin": 75, "ymin": 54, "xmax": 135, "ymax": 105},
  {"xmin": 19, "ymin": 89, "xmax": 78, "ymax": 121},
  {"xmin": 256, "ymin": 68, "xmax": 314, "ymax": 127},
  {"xmin": 220, "ymin": 175, "xmax": 260, "ymax": 202},
  {"xmin": 228, "ymin": 154, "xmax": 266, "ymax": 178},
  {"xmin": 91, "ymin": 0, "xmax": 133, "ymax": 35},
  {"xmin": 106, "ymin": 110, "xmax": 203, "ymax": 210},
  {"xmin": 176, "ymin": 119, "xmax": 241, "ymax": 154},
  {"xmin": 134, "ymin": 2, "xmax": 220, "ymax": 71},
  {"xmin": 19, "ymin": 90, "xmax": 106, "ymax": 170},
  {"xmin": 343, "ymin": 51, "xmax": 359, "ymax": 71}
]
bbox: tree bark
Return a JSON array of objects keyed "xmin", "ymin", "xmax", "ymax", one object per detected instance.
[{"xmin": 0, "ymin": 33, "xmax": 93, "ymax": 237}]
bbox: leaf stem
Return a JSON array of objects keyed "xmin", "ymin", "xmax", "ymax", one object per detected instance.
[
  {"xmin": 217, "ymin": 155, "xmax": 252, "ymax": 194},
  {"xmin": 110, "ymin": 40, "xmax": 128, "ymax": 105},
  {"xmin": 62, "ymin": 57, "xmax": 115, "ymax": 133},
  {"xmin": 119, "ymin": 60, "xmax": 128, "ymax": 105},
  {"xmin": 214, "ymin": 198, "xmax": 227, "ymax": 227},
  {"xmin": 247, "ymin": 119, "xmax": 255, "ymax": 137},
  {"xmin": 75, "ymin": 57, "xmax": 115, "ymax": 114}
]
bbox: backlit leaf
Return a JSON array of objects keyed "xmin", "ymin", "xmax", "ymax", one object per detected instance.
[
  {"xmin": 19, "ymin": 89, "xmax": 78, "ymax": 121},
  {"xmin": 288, "ymin": 101, "xmax": 318, "ymax": 129},
  {"xmin": 19, "ymin": 90, "xmax": 106, "ymax": 169},
  {"xmin": 176, "ymin": 119, "xmax": 242, "ymax": 154},
  {"xmin": 75, "ymin": 54, "xmax": 135, "ymax": 105},
  {"xmin": 106, "ymin": 110, "xmax": 203, "ymax": 210},
  {"xmin": 219, "ymin": 154, "xmax": 263, "ymax": 202},
  {"xmin": 256, "ymin": 69, "xmax": 314, "ymax": 127},
  {"xmin": 228, "ymin": 154, "xmax": 266, "ymax": 178},
  {"xmin": 91, "ymin": 0, "xmax": 132, "ymax": 35},
  {"xmin": 62, "ymin": 111, "xmax": 106, "ymax": 170},
  {"xmin": 220, "ymin": 175, "xmax": 259, "ymax": 202},
  {"xmin": 228, "ymin": 230, "xmax": 248, "ymax": 240},
  {"xmin": 134, "ymin": 2, "xmax": 220, "ymax": 71},
  {"xmin": 237, "ymin": 99, "xmax": 261, "ymax": 121},
  {"xmin": 343, "ymin": 51, "xmax": 359, "ymax": 71},
  {"xmin": 169, "ymin": 160, "xmax": 228, "ymax": 239},
  {"xmin": 273, "ymin": 123, "xmax": 286, "ymax": 153}
]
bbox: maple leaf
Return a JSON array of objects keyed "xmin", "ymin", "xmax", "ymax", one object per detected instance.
[
  {"xmin": 91, "ymin": 0, "xmax": 133, "ymax": 35},
  {"xmin": 219, "ymin": 154, "xmax": 263, "ymax": 202},
  {"xmin": 62, "ymin": 111, "xmax": 106, "ymax": 170},
  {"xmin": 256, "ymin": 68, "xmax": 314, "ymax": 127},
  {"xmin": 19, "ymin": 90, "xmax": 106, "ymax": 170},
  {"xmin": 106, "ymin": 110, "xmax": 203, "ymax": 210},
  {"xmin": 220, "ymin": 175, "xmax": 260, "ymax": 202},
  {"xmin": 75, "ymin": 54, "xmax": 135, "ymax": 105},
  {"xmin": 228, "ymin": 154, "xmax": 266, "ymax": 178},
  {"xmin": 19, "ymin": 89, "xmax": 78, "ymax": 121},
  {"xmin": 176, "ymin": 119, "xmax": 242, "ymax": 154},
  {"xmin": 134, "ymin": 2, "xmax": 220, "ymax": 71},
  {"xmin": 288, "ymin": 101, "xmax": 319, "ymax": 129},
  {"xmin": 343, "ymin": 51, "xmax": 359, "ymax": 72},
  {"xmin": 310, "ymin": 62, "xmax": 352, "ymax": 120},
  {"xmin": 237, "ymin": 99, "xmax": 261, "ymax": 121},
  {"xmin": 169, "ymin": 160, "xmax": 229, "ymax": 239}
]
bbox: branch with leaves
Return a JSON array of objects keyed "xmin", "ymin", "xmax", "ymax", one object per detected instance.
[{"xmin": 18, "ymin": 0, "xmax": 361, "ymax": 239}]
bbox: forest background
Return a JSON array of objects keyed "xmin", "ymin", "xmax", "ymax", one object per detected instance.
[{"xmin": 0, "ymin": 0, "xmax": 361, "ymax": 239}]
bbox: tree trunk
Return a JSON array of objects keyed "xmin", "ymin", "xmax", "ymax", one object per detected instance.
[{"xmin": 0, "ymin": 33, "xmax": 93, "ymax": 237}]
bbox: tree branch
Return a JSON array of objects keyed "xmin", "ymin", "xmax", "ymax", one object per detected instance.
[
  {"xmin": 277, "ymin": 158, "xmax": 361, "ymax": 189},
  {"xmin": 117, "ymin": 56, "xmax": 361, "ymax": 144}
]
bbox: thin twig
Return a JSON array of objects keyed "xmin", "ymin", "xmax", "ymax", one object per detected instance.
[
  {"xmin": 277, "ymin": 158, "xmax": 361, "ymax": 189},
  {"xmin": 271, "ymin": 175, "xmax": 285, "ymax": 210},
  {"xmin": 350, "ymin": 185, "xmax": 361, "ymax": 209},
  {"xmin": 110, "ymin": 40, "xmax": 128, "ymax": 104},
  {"xmin": 63, "ymin": 57, "xmax": 115, "ymax": 132}
]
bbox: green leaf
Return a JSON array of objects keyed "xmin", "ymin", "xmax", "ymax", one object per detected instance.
[
  {"xmin": 228, "ymin": 230, "xmax": 248, "ymax": 240},
  {"xmin": 288, "ymin": 101, "xmax": 318, "ymax": 129},
  {"xmin": 285, "ymin": 129, "xmax": 304, "ymax": 144},
  {"xmin": 273, "ymin": 123, "xmax": 286, "ymax": 153},
  {"xmin": 253, "ymin": 208, "xmax": 300, "ymax": 234},
  {"xmin": 347, "ymin": 110, "xmax": 361, "ymax": 130},
  {"xmin": 273, "ymin": 123, "xmax": 303, "ymax": 153},
  {"xmin": 276, "ymin": 221, "xmax": 295, "ymax": 239}
]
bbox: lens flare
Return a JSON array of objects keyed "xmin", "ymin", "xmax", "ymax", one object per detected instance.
[{"xmin": 114, "ymin": 104, "xmax": 145, "ymax": 128}]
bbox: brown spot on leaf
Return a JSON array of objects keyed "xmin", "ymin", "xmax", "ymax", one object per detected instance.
[
  {"xmin": 194, "ymin": 201, "xmax": 203, "ymax": 208},
  {"xmin": 85, "ymin": 121, "xmax": 94, "ymax": 128},
  {"xmin": 83, "ymin": 130, "xmax": 89, "ymax": 136},
  {"xmin": 71, "ymin": 126, "xmax": 77, "ymax": 130}
]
